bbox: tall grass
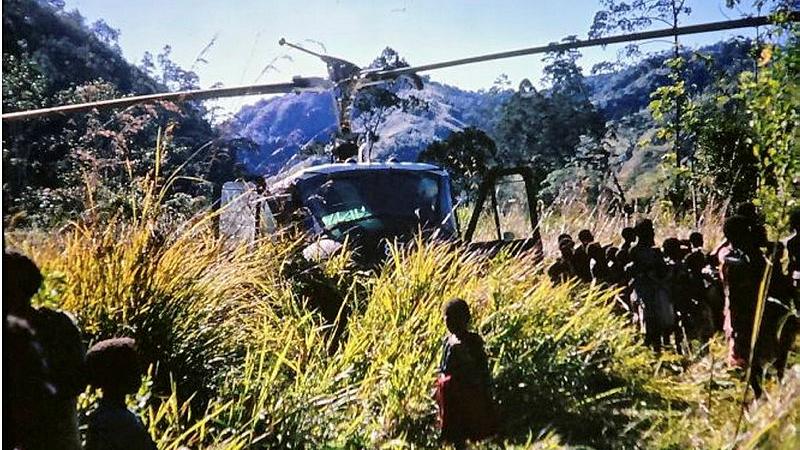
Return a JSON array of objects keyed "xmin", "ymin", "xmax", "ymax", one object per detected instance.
[{"xmin": 6, "ymin": 172, "xmax": 798, "ymax": 448}]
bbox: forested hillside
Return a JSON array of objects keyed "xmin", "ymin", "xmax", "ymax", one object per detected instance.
[
  {"xmin": 1, "ymin": 0, "xmax": 767, "ymax": 220},
  {"xmin": 2, "ymin": 0, "xmax": 247, "ymax": 227},
  {"xmin": 4, "ymin": 1, "xmax": 800, "ymax": 449}
]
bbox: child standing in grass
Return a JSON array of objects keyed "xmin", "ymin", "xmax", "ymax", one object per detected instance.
[
  {"xmin": 436, "ymin": 298, "xmax": 496, "ymax": 449},
  {"xmin": 85, "ymin": 338, "xmax": 156, "ymax": 450}
]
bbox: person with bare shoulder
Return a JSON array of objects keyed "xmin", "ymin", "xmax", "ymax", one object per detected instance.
[{"xmin": 435, "ymin": 298, "xmax": 497, "ymax": 450}]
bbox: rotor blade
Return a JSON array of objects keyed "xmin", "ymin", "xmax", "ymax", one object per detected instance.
[
  {"xmin": 365, "ymin": 13, "xmax": 799, "ymax": 80},
  {"xmin": 4, "ymin": 14, "xmax": 796, "ymax": 122},
  {"xmin": 1, "ymin": 77, "xmax": 331, "ymax": 122}
]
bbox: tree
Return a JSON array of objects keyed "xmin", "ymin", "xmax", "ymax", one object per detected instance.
[
  {"xmin": 90, "ymin": 19, "xmax": 121, "ymax": 54},
  {"xmin": 542, "ymin": 37, "xmax": 589, "ymax": 99},
  {"xmin": 495, "ymin": 41, "xmax": 606, "ymax": 182},
  {"xmin": 693, "ymin": 95, "xmax": 759, "ymax": 207},
  {"xmin": 725, "ymin": 0, "xmax": 799, "ymax": 12},
  {"xmin": 738, "ymin": 31, "xmax": 800, "ymax": 230},
  {"xmin": 351, "ymin": 47, "xmax": 427, "ymax": 160},
  {"xmin": 590, "ymin": 0, "xmax": 692, "ymax": 165},
  {"xmin": 419, "ymin": 127, "xmax": 498, "ymax": 198},
  {"xmin": 2, "ymin": 0, "xmax": 245, "ymax": 227},
  {"xmin": 144, "ymin": 45, "xmax": 201, "ymax": 91},
  {"xmin": 589, "ymin": 0, "xmax": 692, "ymax": 52}
]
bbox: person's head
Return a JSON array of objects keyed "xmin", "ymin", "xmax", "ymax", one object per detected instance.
[
  {"xmin": 734, "ymin": 202, "xmax": 768, "ymax": 246},
  {"xmin": 621, "ymin": 227, "xmax": 636, "ymax": 243},
  {"xmin": 723, "ymin": 215, "xmax": 752, "ymax": 249},
  {"xmin": 558, "ymin": 236, "xmax": 575, "ymax": 258},
  {"xmin": 735, "ymin": 202, "xmax": 758, "ymax": 220},
  {"xmin": 588, "ymin": 242, "xmax": 604, "ymax": 261},
  {"xmin": 86, "ymin": 338, "xmax": 142, "ymax": 399},
  {"xmin": 662, "ymin": 237, "xmax": 682, "ymax": 261},
  {"xmin": 3, "ymin": 251, "xmax": 43, "ymax": 315},
  {"xmin": 689, "ymin": 231, "xmax": 703, "ymax": 249},
  {"xmin": 557, "ymin": 233, "xmax": 573, "ymax": 244},
  {"xmin": 788, "ymin": 207, "xmax": 800, "ymax": 234},
  {"xmin": 634, "ymin": 219, "xmax": 655, "ymax": 245},
  {"xmin": 443, "ymin": 298, "xmax": 471, "ymax": 336},
  {"xmin": 578, "ymin": 229, "xmax": 594, "ymax": 245}
]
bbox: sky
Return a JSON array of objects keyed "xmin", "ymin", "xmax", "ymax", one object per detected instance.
[{"xmin": 63, "ymin": 0, "xmax": 763, "ymax": 117}]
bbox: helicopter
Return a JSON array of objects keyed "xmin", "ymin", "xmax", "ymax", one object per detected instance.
[
  {"xmin": 4, "ymin": 14, "xmax": 793, "ymax": 267},
  {"xmin": 216, "ymin": 38, "xmax": 543, "ymax": 267}
]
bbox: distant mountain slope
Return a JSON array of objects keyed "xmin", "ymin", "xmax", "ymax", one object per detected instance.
[
  {"xmin": 225, "ymin": 79, "xmax": 510, "ymax": 174},
  {"xmin": 224, "ymin": 39, "xmax": 753, "ymax": 176},
  {"xmin": 227, "ymin": 91, "xmax": 339, "ymax": 174},
  {"xmin": 587, "ymin": 39, "xmax": 753, "ymax": 120}
]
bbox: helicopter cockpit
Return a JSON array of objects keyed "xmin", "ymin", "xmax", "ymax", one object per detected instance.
[
  {"xmin": 220, "ymin": 161, "xmax": 458, "ymax": 265},
  {"xmin": 292, "ymin": 162, "xmax": 457, "ymax": 242}
]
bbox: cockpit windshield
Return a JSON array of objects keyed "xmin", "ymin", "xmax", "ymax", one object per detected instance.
[{"xmin": 298, "ymin": 170, "xmax": 455, "ymax": 239}]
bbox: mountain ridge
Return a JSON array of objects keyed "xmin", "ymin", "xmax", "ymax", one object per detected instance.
[{"xmin": 224, "ymin": 39, "xmax": 752, "ymax": 176}]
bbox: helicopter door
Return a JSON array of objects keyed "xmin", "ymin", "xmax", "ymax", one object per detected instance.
[
  {"xmin": 219, "ymin": 181, "xmax": 258, "ymax": 244},
  {"xmin": 259, "ymin": 199, "xmax": 278, "ymax": 237},
  {"xmin": 464, "ymin": 167, "xmax": 543, "ymax": 260}
]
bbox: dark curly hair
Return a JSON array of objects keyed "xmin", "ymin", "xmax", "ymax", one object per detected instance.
[
  {"xmin": 3, "ymin": 251, "xmax": 43, "ymax": 310},
  {"xmin": 578, "ymin": 229, "xmax": 594, "ymax": 244},
  {"xmin": 443, "ymin": 298, "xmax": 471, "ymax": 334},
  {"xmin": 86, "ymin": 338, "xmax": 142, "ymax": 394},
  {"xmin": 723, "ymin": 215, "xmax": 751, "ymax": 247},
  {"xmin": 621, "ymin": 227, "xmax": 636, "ymax": 242}
]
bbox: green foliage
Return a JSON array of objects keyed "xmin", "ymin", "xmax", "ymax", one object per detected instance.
[
  {"xmin": 496, "ymin": 40, "xmax": 605, "ymax": 177},
  {"xmin": 590, "ymin": 0, "xmax": 691, "ymax": 38},
  {"xmin": 1, "ymin": 53, "xmax": 48, "ymax": 111},
  {"xmin": 494, "ymin": 41, "xmax": 607, "ymax": 194},
  {"xmin": 419, "ymin": 127, "xmax": 498, "ymax": 198},
  {"xmin": 1, "ymin": 0, "xmax": 247, "ymax": 228},
  {"xmin": 648, "ymin": 55, "xmax": 697, "ymax": 210},
  {"xmin": 738, "ymin": 31, "xmax": 800, "ymax": 231},
  {"xmin": 649, "ymin": 57, "xmax": 697, "ymax": 156},
  {"xmin": 646, "ymin": 25, "xmax": 798, "ymax": 228},
  {"xmin": 693, "ymin": 92, "xmax": 759, "ymax": 207},
  {"xmin": 590, "ymin": 0, "xmax": 691, "ymax": 63},
  {"xmin": 2, "ymin": 0, "xmax": 157, "ymax": 94}
]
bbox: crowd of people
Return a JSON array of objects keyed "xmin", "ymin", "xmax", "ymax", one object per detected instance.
[
  {"xmin": 435, "ymin": 205, "xmax": 800, "ymax": 448},
  {"xmin": 4, "ymin": 252, "xmax": 156, "ymax": 450},
  {"xmin": 547, "ymin": 204, "xmax": 800, "ymax": 396}
]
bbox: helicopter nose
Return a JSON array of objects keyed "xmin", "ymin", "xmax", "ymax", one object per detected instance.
[{"xmin": 278, "ymin": 38, "xmax": 286, "ymax": 46}]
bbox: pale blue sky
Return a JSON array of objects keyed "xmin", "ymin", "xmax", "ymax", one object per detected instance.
[{"xmin": 64, "ymin": 0, "xmax": 762, "ymax": 116}]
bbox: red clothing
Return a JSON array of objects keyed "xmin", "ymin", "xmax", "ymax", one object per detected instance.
[{"xmin": 435, "ymin": 374, "xmax": 497, "ymax": 443}]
